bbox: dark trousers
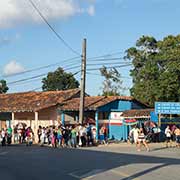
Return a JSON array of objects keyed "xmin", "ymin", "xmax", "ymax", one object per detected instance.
[
  {"xmin": 2, "ymin": 137, "xmax": 6, "ymax": 146},
  {"xmin": 81, "ymin": 136, "xmax": 86, "ymax": 147}
]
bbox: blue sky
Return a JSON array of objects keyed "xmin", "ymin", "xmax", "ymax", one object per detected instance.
[{"xmin": 0, "ymin": 0, "xmax": 180, "ymax": 95}]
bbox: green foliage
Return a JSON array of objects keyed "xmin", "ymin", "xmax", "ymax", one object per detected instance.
[
  {"xmin": 100, "ymin": 66, "xmax": 126, "ymax": 96},
  {"xmin": 42, "ymin": 67, "xmax": 79, "ymax": 91},
  {"xmin": 125, "ymin": 35, "xmax": 180, "ymax": 107},
  {"xmin": 0, "ymin": 80, "xmax": 9, "ymax": 94}
]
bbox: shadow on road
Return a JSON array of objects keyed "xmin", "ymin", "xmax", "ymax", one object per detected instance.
[{"xmin": 0, "ymin": 145, "xmax": 179, "ymax": 180}]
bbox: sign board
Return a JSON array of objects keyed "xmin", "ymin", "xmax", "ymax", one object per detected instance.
[
  {"xmin": 110, "ymin": 112, "xmax": 123, "ymax": 125},
  {"xmin": 155, "ymin": 102, "xmax": 180, "ymax": 114},
  {"xmin": 110, "ymin": 112, "xmax": 123, "ymax": 120}
]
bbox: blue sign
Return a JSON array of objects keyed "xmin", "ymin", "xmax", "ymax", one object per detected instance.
[{"xmin": 155, "ymin": 102, "xmax": 180, "ymax": 114}]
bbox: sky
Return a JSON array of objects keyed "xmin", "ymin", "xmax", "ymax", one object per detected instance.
[{"xmin": 0, "ymin": 0, "xmax": 180, "ymax": 96}]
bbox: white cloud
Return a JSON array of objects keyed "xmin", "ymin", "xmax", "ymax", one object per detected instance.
[
  {"xmin": 3, "ymin": 60, "xmax": 25, "ymax": 76},
  {"xmin": 87, "ymin": 5, "xmax": 95, "ymax": 16},
  {"xmin": 0, "ymin": 0, "xmax": 96, "ymax": 28}
]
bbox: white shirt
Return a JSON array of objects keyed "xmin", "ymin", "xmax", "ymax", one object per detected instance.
[
  {"xmin": 131, "ymin": 128, "xmax": 139, "ymax": 139},
  {"xmin": 165, "ymin": 128, "xmax": 171, "ymax": 137}
]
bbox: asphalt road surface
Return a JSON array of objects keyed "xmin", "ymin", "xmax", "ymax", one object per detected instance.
[{"xmin": 0, "ymin": 143, "xmax": 180, "ymax": 180}]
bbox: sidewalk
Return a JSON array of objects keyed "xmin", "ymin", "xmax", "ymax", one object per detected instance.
[{"xmin": 83, "ymin": 142, "xmax": 180, "ymax": 158}]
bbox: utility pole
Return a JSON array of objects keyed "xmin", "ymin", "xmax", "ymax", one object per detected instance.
[{"xmin": 79, "ymin": 38, "xmax": 87, "ymax": 124}]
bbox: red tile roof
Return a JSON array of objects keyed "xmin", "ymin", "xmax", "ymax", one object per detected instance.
[
  {"xmin": 59, "ymin": 96, "xmax": 135, "ymax": 111},
  {"xmin": 0, "ymin": 88, "xmax": 80, "ymax": 112},
  {"xmin": 122, "ymin": 109, "xmax": 154, "ymax": 118}
]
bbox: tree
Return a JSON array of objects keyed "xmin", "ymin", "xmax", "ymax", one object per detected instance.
[
  {"xmin": 125, "ymin": 35, "xmax": 180, "ymax": 107},
  {"xmin": 42, "ymin": 67, "xmax": 79, "ymax": 91},
  {"xmin": 0, "ymin": 80, "xmax": 9, "ymax": 94},
  {"xmin": 100, "ymin": 66, "xmax": 126, "ymax": 96}
]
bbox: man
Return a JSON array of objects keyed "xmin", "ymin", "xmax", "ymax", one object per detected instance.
[
  {"xmin": 174, "ymin": 126, "xmax": 180, "ymax": 148},
  {"xmin": 129, "ymin": 125, "xmax": 140, "ymax": 147},
  {"xmin": 1, "ymin": 128, "xmax": 6, "ymax": 146},
  {"xmin": 7, "ymin": 126, "xmax": 12, "ymax": 145}
]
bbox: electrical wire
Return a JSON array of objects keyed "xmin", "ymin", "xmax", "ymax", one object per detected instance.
[
  {"xmin": 88, "ymin": 57, "xmax": 124, "ymax": 62},
  {"xmin": 86, "ymin": 72, "xmax": 132, "ymax": 79},
  {"xmin": 7, "ymin": 63, "xmax": 131, "ymax": 85},
  {"xmin": 27, "ymin": 0, "xmax": 81, "ymax": 56},
  {"xmin": 27, "ymin": 71, "xmax": 80, "ymax": 92},
  {"xmin": 7, "ymin": 67, "xmax": 81, "ymax": 85},
  {"xmin": 87, "ymin": 51, "xmax": 124, "ymax": 60},
  {"xmin": 87, "ymin": 62, "xmax": 130, "ymax": 66},
  {"xmin": 0, "ymin": 56, "xmax": 80, "ymax": 78},
  {"xmin": 9, "ymin": 77, "xmax": 43, "ymax": 86},
  {"xmin": 8, "ymin": 69, "xmax": 80, "ymax": 87},
  {"xmin": 30, "ymin": 87, "xmax": 42, "ymax": 91},
  {"xmin": 87, "ymin": 64, "xmax": 132, "ymax": 71},
  {"xmin": 1, "ymin": 53, "xmax": 126, "ymax": 79}
]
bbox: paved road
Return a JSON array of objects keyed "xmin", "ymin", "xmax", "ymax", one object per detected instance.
[{"xmin": 0, "ymin": 143, "xmax": 179, "ymax": 180}]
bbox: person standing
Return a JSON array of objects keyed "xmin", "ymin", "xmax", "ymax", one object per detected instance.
[
  {"xmin": 7, "ymin": 126, "xmax": 12, "ymax": 145},
  {"xmin": 137, "ymin": 128, "xmax": 150, "ymax": 152},
  {"xmin": 130, "ymin": 125, "xmax": 140, "ymax": 147},
  {"xmin": 1, "ymin": 128, "xmax": 6, "ymax": 146},
  {"xmin": 53, "ymin": 127, "xmax": 58, "ymax": 148},
  {"xmin": 40, "ymin": 127, "xmax": 46, "ymax": 146},
  {"xmin": 86, "ymin": 123, "xmax": 92, "ymax": 146},
  {"xmin": 13, "ymin": 126, "xmax": 18, "ymax": 144},
  {"xmin": 165, "ymin": 125, "xmax": 172, "ymax": 148},
  {"xmin": 99, "ymin": 126, "xmax": 106, "ymax": 145},
  {"xmin": 71, "ymin": 126, "xmax": 77, "ymax": 148},
  {"xmin": 57, "ymin": 126, "xmax": 62, "ymax": 147},
  {"xmin": 174, "ymin": 126, "xmax": 180, "ymax": 148},
  {"xmin": 37, "ymin": 126, "xmax": 42, "ymax": 144}
]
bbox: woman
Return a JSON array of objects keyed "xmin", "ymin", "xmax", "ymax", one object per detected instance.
[{"xmin": 137, "ymin": 128, "xmax": 150, "ymax": 152}]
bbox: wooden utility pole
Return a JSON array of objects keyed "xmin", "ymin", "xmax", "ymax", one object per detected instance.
[
  {"xmin": 79, "ymin": 38, "xmax": 87, "ymax": 124},
  {"xmin": 158, "ymin": 113, "xmax": 161, "ymax": 127}
]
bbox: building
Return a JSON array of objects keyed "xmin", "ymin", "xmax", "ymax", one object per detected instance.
[
  {"xmin": 0, "ymin": 88, "xmax": 80, "ymax": 141},
  {"xmin": 59, "ymin": 96, "xmax": 147, "ymax": 140},
  {"xmin": 0, "ymin": 88, "xmax": 148, "ymax": 141}
]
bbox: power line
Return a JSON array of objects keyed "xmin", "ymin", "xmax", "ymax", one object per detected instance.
[
  {"xmin": 86, "ymin": 72, "xmax": 132, "ymax": 79},
  {"xmin": 4, "ymin": 56, "xmax": 130, "ymax": 86},
  {"xmin": 87, "ymin": 62, "xmax": 130, "ymax": 66},
  {"xmin": 30, "ymin": 87, "xmax": 42, "ymax": 91},
  {"xmin": 88, "ymin": 57, "xmax": 124, "ymax": 62},
  {"xmin": 8, "ymin": 69, "xmax": 80, "ymax": 87},
  {"xmin": 1, "ymin": 56, "xmax": 80, "ymax": 78},
  {"xmin": 27, "ymin": 71, "xmax": 80, "ymax": 92},
  {"xmin": 27, "ymin": 0, "xmax": 81, "ymax": 56},
  {"xmin": 8, "ymin": 73, "xmax": 47, "ymax": 85},
  {"xmin": 87, "ymin": 64, "xmax": 132, "ymax": 71},
  {"xmin": 7, "ymin": 67, "xmax": 81, "ymax": 85},
  {"xmin": 9, "ymin": 77, "xmax": 43, "ymax": 86},
  {"xmin": 1, "ymin": 55, "xmax": 125, "ymax": 79},
  {"xmin": 87, "ymin": 51, "xmax": 124, "ymax": 60}
]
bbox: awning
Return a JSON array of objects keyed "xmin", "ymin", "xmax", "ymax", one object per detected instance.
[{"xmin": 123, "ymin": 119, "xmax": 138, "ymax": 126}]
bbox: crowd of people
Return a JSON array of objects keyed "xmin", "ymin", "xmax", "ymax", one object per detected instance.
[
  {"xmin": 129, "ymin": 124, "xmax": 180, "ymax": 151},
  {"xmin": 0, "ymin": 123, "xmax": 103, "ymax": 148},
  {"xmin": 1, "ymin": 122, "xmax": 180, "ymax": 150},
  {"xmin": 37, "ymin": 123, "xmax": 101, "ymax": 148},
  {"xmin": 165, "ymin": 125, "xmax": 180, "ymax": 148}
]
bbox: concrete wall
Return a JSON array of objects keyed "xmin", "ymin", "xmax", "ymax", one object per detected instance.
[{"xmin": 12, "ymin": 106, "xmax": 59, "ymax": 133}]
